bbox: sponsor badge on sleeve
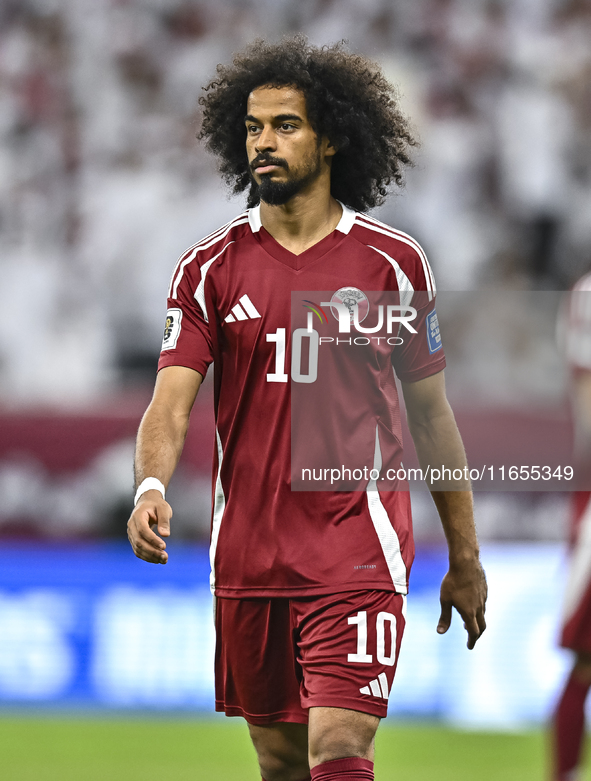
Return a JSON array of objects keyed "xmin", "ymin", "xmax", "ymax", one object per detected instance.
[
  {"xmin": 426, "ymin": 309, "xmax": 442, "ymax": 354},
  {"xmin": 162, "ymin": 308, "xmax": 182, "ymax": 351}
]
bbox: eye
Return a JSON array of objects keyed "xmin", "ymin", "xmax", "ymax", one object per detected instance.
[{"xmin": 280, "ymin": 123, "xmax": 295, "ymax": 130}]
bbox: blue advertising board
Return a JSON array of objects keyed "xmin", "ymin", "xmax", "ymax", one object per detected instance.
[{"xmin": 0, "ymin": 541, "xmax": 571, "ymax": 726}]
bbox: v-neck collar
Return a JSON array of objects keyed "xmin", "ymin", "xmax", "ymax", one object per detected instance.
[{"xmin": 248, "ymin": 202, "xmax": 357, "ymax": 271}]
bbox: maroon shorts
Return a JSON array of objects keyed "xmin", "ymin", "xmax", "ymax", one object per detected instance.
[
  {"xmin": 561, "ymin": 492, "xmax": 591, "ymax": 652},
  {"xmin": 214, "ymin": 590, "xmax": 406, "ymax": 724}
]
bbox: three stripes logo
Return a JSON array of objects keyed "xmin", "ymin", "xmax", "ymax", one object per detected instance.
[
  {"xmin": 359, "ymin": 672, "xmax": 390, "ymax": 700},
  {"xmin": 224, "ymin": 294, "xmax": 261, "ymax": 324}
]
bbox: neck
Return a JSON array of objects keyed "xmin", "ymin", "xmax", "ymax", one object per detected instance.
[{"xmin": 258, "ymin": 180, "xmax": 342, "ymax": 255}]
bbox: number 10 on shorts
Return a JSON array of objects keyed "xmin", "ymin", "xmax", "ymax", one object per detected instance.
[{"xmin": 348, "ymin": 610, "xmax": 397, "ymax": 666}]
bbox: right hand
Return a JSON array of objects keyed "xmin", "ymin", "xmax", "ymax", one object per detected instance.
[{"xmin": 127, "ymin": 489, "xmax": 172, "ymax": 564}]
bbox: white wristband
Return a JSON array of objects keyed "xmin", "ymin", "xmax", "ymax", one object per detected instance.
[{"xmin": 134, "ymin": 477, "xmax": 166, "ymax": 506}]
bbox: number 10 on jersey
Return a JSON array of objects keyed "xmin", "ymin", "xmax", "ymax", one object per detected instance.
[{"xmin": 266, "ymin": 327, "xmax": 319, "ymax": 384}]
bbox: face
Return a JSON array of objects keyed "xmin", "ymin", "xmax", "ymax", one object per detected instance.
[{"xmin": 245, "ymin": 85, "xmax": 335, "ymax": 206}]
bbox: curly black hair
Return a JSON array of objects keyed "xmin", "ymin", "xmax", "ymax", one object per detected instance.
[{"xmin": 198, "ymin": 36, "xmax": 417, "ymax": 212}]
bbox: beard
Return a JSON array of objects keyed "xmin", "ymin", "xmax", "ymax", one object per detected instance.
[{"xmin": 250, "ymin": 149, "xmax": 323, "ymax": 206}]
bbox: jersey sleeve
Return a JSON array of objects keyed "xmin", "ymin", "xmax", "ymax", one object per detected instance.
[
  {"xmin": 392, "ymin": 295, "xmax": 446, "ymax": 383},
  {"xmin": 157, "ymin": 257, "xmax": 213, "ymax": 378}
]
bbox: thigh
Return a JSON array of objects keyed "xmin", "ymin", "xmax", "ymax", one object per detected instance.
[
  {"xmin": 561, "ymin": 579, "xmax": 591, "ymax": 654},
  {"xmin": 308, "ymin": 706, "xmax": 379, "ymax": 767},
  {"xmin": 215, "ymin": 597, "xmax": 308, "ymax": 725},
  {"xmin": 292, "ymin": 591, "xmax": 406, "ymax": 719},
  {"xmin": 248, "ymin": 722, "xmax": 309, "ymax": 781}
]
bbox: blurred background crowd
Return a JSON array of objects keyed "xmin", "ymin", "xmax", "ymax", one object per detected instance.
[{"xmin": 1, "ymin": 0, "xmax": 590, "ymax": 542}]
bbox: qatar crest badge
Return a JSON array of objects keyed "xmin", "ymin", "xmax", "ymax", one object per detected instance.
[{"xmin": 329, "ymin": 287, "xmax": 369, "ymax": 324}]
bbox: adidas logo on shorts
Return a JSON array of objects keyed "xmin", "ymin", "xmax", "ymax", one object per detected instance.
[
  {"xmin": 359, "ymin": 672, "xmax": 390, "ymax": 699},
  {"xmin": 224, "ymin": 294, "xmax": 261, "ymax": 323}
]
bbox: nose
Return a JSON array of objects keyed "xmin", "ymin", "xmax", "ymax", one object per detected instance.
[{"xmin": 255, "ymin": 125, "xmax": 276, "ymax": 153}]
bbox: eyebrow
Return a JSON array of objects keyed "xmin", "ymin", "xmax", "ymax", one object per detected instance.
[{"xmin": 244, "ymin": 113, "xmax": 303, "ymax": 124}]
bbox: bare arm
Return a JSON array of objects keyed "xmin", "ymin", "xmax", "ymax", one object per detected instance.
[
  {"xmin": 572, "ymin": 371, "xmax": 591, "ymax": 481},
  {"xmin": 127, "ymin": 366, "xmax": 203, "ymax": 564},
  {"xmin": 401, "ymin": 370, "xmax": 487, "ymax": 649}
]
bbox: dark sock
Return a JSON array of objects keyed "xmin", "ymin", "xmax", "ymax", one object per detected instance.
[
  {"xmin": 310, "ymin": 757, "xmax": 374, "ymax": 780},
  {"xmin": 554, "ymin": 671, "xmax": 591, "ymax": 779}
]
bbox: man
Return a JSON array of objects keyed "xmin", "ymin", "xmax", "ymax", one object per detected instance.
[
  {"xmin": 554, "ymin": 272, "xmax": 591, "ymax": 781},
  {"xmin": 127, "ymin": 37, "xmax": 487, "ymax": 781}
]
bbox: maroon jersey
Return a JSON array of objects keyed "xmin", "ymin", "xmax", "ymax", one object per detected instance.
[
  {"xmin": 158, "ymin": 204, "xmax": 446, "ymax": 597},
  {"xmin": 559, "ymin": 271, "xmax": 591, "ymax": 539},
  {"xmin": 559, "ymin": 272, "xmax": 591, "ymax": 650}
]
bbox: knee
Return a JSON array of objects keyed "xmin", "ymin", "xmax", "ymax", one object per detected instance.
[{"xmin": 309, "ymin": 735, "xmax": 373, "ymax": 768}]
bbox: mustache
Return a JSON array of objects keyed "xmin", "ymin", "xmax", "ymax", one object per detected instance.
[{"xmin": 250, "ymin": 154, "xmax": 288, "ymax": 172}]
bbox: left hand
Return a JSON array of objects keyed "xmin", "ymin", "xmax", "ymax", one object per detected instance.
[{"xmin": 437, "ymin": 557, "xmax": 487, "ymax": 649}]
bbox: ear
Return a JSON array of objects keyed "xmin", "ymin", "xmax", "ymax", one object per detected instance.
[{"xmin": 322, "ymin": 137, "xmax": 338, "ymax": 158}]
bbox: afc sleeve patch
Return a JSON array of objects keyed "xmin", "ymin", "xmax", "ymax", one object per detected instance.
[
  {"xmin": 426, "ymin": 309, "xmax": 442, "ymax": 354},
  {"xmin": 161, "ymin": 308, "xmax": 182, "ymax": 351}
]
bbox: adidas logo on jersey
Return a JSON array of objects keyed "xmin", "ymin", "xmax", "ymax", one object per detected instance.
[
  {"xmin": 224, "ymin": 294, "xmax": 261, "ymax": 323},
  {"xmin": 360, "ymin": 672, "xmax": 390, "ymax": 699}
]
